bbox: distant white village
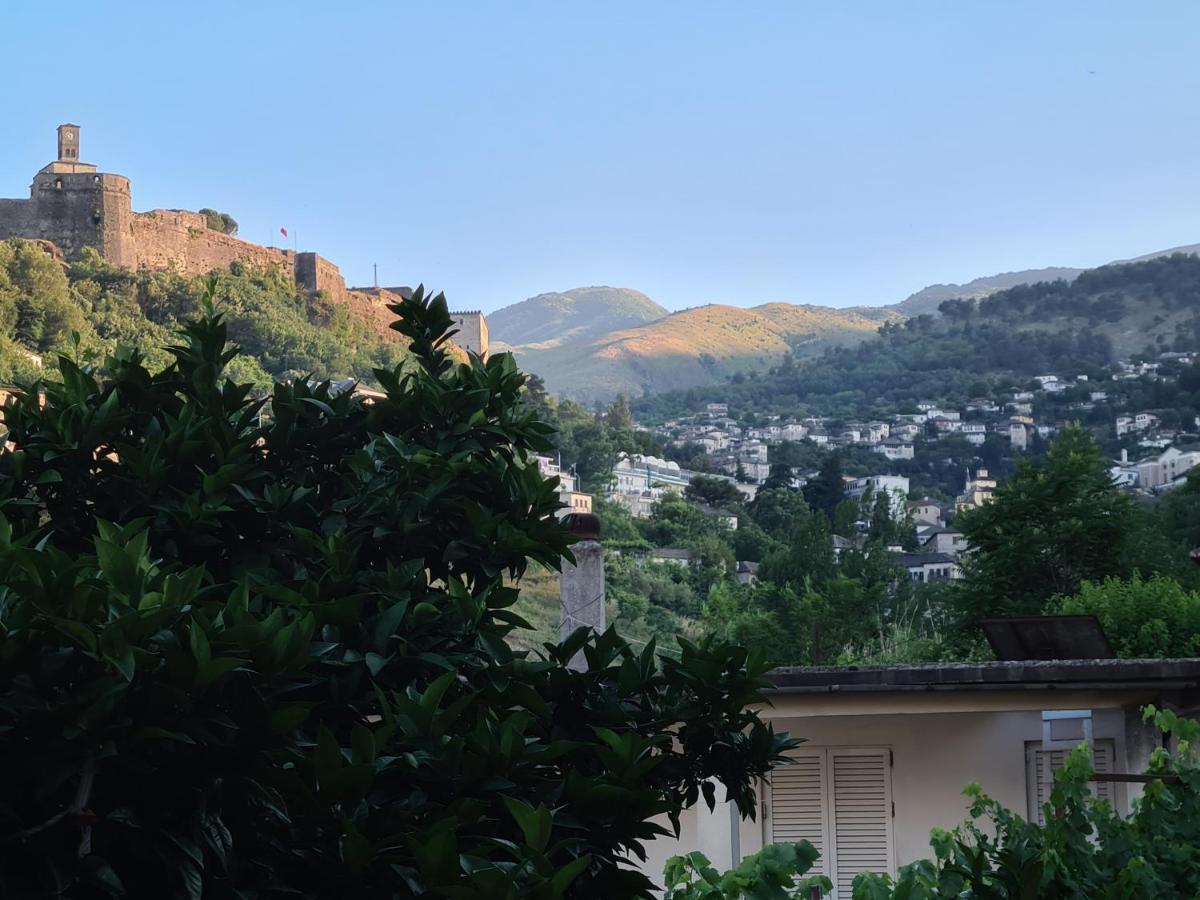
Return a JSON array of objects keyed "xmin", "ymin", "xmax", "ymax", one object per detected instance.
[{"xmin": 569, "ymin": 349, "xmax": 1200, "ymax": 587}]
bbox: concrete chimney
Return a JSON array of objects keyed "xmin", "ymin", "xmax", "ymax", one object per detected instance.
[{"xmin": 559, "ymin": 512, "xmax": 605, "ymax": 671}]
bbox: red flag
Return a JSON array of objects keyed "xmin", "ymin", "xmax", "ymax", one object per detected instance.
[{"xmin": 280, "ymin": 227, "xmax": 288, "ymax": 239}]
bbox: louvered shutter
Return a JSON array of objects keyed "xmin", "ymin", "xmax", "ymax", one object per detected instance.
[
  {"xmin": 830, "ymin": 750, "xmax": 893, "ymax": 898},
  {"xmin": 769, "ymin": 751, "xmax": 831, "ymax": 879},
  {"xmin": 1029, "ymin": 741, "xmax": 1114, "ymax": 825}
]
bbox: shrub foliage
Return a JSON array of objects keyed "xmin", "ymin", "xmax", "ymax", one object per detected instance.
[
  {"xmin": 854, "ymin": 708, "xmax": 1200, "ymax": 899},
  {"xmin": 0, "ymin": 284, "xmax": 792, "ymax": 898}
]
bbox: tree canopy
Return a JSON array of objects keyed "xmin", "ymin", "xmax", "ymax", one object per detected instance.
[
  {"xmin": 0, "ymin": 285, "xmax": 792, "ymax": 899},
  {"xmin": 956, "ymin": 425, "xmax": 1139, "ymax": 619}
]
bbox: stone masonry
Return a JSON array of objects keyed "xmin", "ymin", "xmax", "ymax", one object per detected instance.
[
  {"xmin": 0, "ymin": 125, "xmax": 493, "ymax": 348},
  {"xmin": 0, "ymin": 125, "xmax": 346, "ymax": 300},
  {"xmin": 448, "ymin": 310, "xmax": 490, "ymax": 359}
]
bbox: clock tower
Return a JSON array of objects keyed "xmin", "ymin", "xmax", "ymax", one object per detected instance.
[{"xmin": 57, "ymin": 124, "xmax": 80, "ymax": 161}]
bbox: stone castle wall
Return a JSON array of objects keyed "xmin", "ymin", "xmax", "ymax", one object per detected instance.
[
  {"xmin": 0, "ymin": 199, "xmax": 33, "ymax": 237},
  {"xmin": 449, "ymin": 311, "xmax": 489, "ymax": 359},
  {"xmin": 1, "ymin": 171, "xmax": 135, "ymax": 267},
  {"xmin": 295, "ymin": 252, "xmax": 346, "ymax": 302},
  {"xmin": 129, "ymin": 209, "xmax": 302, "ymax": 282},
  {"xmin": 0, "ymin": 152, "xmax": 347, "ymax": 299}
]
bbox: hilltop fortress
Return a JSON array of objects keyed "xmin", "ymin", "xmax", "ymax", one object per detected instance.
[{"xmin": 0, "ymin": 125, "xmax": 488, "ymax": 357}]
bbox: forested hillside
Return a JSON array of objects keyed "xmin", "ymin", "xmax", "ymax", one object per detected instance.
[
  {"xmin": 0, "ymin": 239, "xmax": 409, "ymax": 387},
  {"xmin": 636, "ymin": 253, "xmax": 1200, "ymax": 420},
  {"xmin": 892, "ymin": 265, "xmax": 1085, "ymax": 316}
]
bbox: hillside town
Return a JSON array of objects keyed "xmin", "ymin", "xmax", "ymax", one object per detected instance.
[{"xmin": 562, "ymin": 348, "xmax": 1200, "ymax": 594}]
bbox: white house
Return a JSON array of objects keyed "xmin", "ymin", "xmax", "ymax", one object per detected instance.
[
  {"xmin": 534, "ymin": 455, "xmax": 592, "ymax": 517},
  {"xmin": 873, "ymin": 440, "xmax": 914, "ymax": 461},
  {"xmin": 780, "ymin": 423, "xmax": 808, "ymax": 442},
  {"xmin": 965, "ymin": 399, "xmax": 1001, "ymax": 414},
  {"xmin": 638, "ymin": 659, "xmax": 1199, "ymax": 898},
  {"xmin": 897, "ymin": 551, "xmax": 962, "ymax": 582},
  {"xmin": 920, "ymin": 527, "xmax": 968, "ymax": 558},
  {"xmin": 906, "ymin": 498, "xmax": 944, "ymax": 528},
  {"xmin": 1116, "ymin": 413, "xmax": 1159, "ymax": 437},
  {"xmin": 647, "ymin": 547, "xmax": 695, "ymax": 567},
  {"xmin": 608, "ymin": 454, "xmax": 740, "ymax": 516},
  {"xmin": 848, "ymin": 475, "xmax": 910, "ymax": 517},
  {"xmin": 1010, "ymin": 421, "xmax": 1029, "ymax": 451},
  {"xmin": 735, "ymin": 560, "xmax": 760, "ymax": 585},
  {"xmin": 961, "ymin": 422, "xmax": 987, "ymax": 446},
  {"xmin": 1134, "ymin": 446, "xmax": 1200, "ymax": 491}
]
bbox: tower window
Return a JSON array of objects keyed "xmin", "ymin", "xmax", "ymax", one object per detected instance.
[{"xmin": 54, "ymin": 178, "xmax": 62, "ymax": 190}]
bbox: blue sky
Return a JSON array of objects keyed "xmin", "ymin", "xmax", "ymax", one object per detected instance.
[{"xmin": 2, "ymin": 2, "xmax": 1199, "ymax": 313}]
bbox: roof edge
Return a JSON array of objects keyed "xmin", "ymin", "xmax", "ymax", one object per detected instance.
[{"xmin": 768, "ymin": 658, "xmax": 1200, "ymax": 693}]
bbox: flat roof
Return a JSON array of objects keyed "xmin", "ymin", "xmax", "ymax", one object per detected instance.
[{"xmin": 769, "ymin": 658, "xmax": 1200, "ymax": 694}]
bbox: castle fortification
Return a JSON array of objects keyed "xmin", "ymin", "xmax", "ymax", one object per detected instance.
[
  {"xmin": 0, "ymin": 125, "xmax": 492, "ymax": 353},
  {"xmin": 448, "ymin": 310, "xmax": 490, "ymax": 359},
  {"xmin": 0, "ymin": 125, "xmax": 345, "ymax": 302}
]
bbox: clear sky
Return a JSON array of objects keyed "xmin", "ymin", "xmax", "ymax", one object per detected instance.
[{"xmin": 2, "ymin": 1, "xmax": 1199, "ymax": 313}]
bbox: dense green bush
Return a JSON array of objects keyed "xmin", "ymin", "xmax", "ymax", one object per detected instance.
[
  {"xmin": 0, "ymin": 239, "xmax": 410, "ymax": 390},
  {"xmin": 663, "ymin": 843, "xmax": 829, "ymax": 899},
  {"xmin": 1058, "ymin": 574, "xmax": 1200, "ymax": 657},
  {"xmin": 0, "ymin": 286, "xmax": 793, "ymax": 898}
]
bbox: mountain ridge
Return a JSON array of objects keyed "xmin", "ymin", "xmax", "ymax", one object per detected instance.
[
  {"xmin": 489, "ymin": 286, "xmax": 667, "ymax": 353},
  {"xmin": 494, "ymin": 243, "xmax": 1200, "ymax": 402}
]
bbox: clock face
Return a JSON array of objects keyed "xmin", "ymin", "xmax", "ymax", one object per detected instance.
[{"xmin": 64, "ymin": 132, "xmax": 73, "ymax": 141}]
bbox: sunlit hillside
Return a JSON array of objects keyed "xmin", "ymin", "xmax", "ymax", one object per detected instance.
[{"xmin": 512, "ymin": 301, "xmax": 901, "ymax": 403}]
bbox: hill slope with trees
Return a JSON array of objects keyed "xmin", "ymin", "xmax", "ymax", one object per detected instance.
[
  {"xmin": 511, "ymin": 301, "xmax": 899, "ymax": 404},
  {"xmin": 636, "ymin": 253, "xmax": 1200, "ymax": 420},
  {"xmin": 0, "ymin": 239, "xmax": 410, "ymax": 388}
]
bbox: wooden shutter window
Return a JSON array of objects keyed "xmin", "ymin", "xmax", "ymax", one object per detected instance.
[
  {"xmin": 769, "ymin": 748, "xmax": 894, "ymax": 896},
  {"xmin": 768, "ymin": 750, "xmax": 830, "ymax": 879},
  {"xmin": 1027, "ymin": 741, "xmax": 1115, "ymax": 825},
  {"xmin": 830, "ymin": 750, "xmax": 893, "ymax": 898}
]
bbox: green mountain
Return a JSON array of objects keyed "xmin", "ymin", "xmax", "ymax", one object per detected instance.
[
  {"xmin": 634, "ymin": 252, "xmax": 1200, "ymax": 420},
  {"xmin": 489, "ymin": 286, "xmax": 668, "ymax": 351},
  {"xmin": 893, "ymin": 266, "xmax": 1086, "ymax": 317}
]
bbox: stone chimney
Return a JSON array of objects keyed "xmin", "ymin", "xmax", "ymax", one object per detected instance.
[{"xmin": 559, "ymin": 512, "xmax": 604, "ymax": 671}]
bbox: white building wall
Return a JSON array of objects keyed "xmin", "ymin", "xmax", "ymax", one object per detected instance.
[{"xmin": 637, "ymin": 697, "xmax": 1138, "ymax": 893}]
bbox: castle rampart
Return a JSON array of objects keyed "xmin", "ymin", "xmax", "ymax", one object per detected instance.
[
  {"xmin": 0, "ymin": 125, "xmax": 347, "ymax": 299},
  {"xmin": 295, "ymin": 252, "xmax": 347, "ymax": 303},
  {"xmin": 448, "ymin": 310, "xmax": 490, "ymax": 359},
  {"xmin": 129, "ymin": 209, "xmax": 300, "ymax": 282},
  {"xmin": 0, "ymin": 125, "xmax": 497, "ymax": 362}
]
